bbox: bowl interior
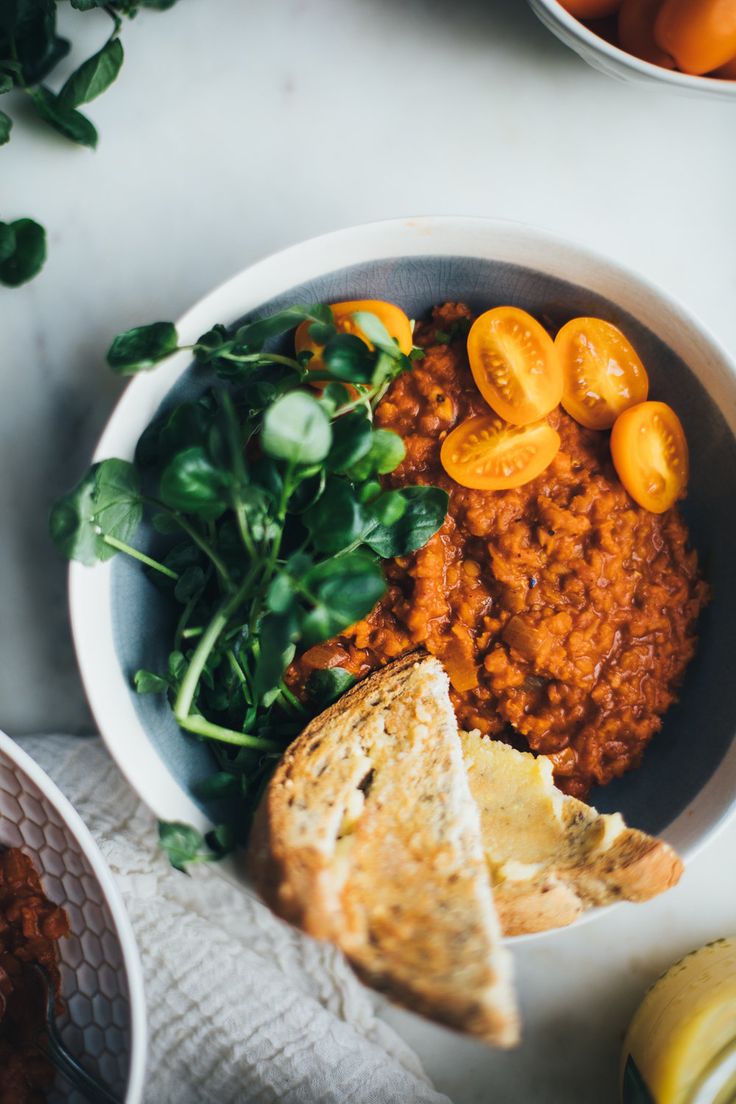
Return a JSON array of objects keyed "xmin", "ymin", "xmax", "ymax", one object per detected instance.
[
  {"xmin": 0, "ymin": 739, "xmax": 137, "ymax": 1103},
  {"xmin": 110, "ymin": 252, "xmax": 736, "ymax": 839}
]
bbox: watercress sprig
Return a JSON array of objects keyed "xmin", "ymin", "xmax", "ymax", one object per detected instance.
[
  {"xmin": 1, "ymin": 0, "xmax": 180, "ymax": 286},
  {"xmin": 51, "ymin": 304, "xmax": 449, "ymax": 862}
]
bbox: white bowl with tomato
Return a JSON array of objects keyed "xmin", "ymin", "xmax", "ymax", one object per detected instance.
[
  {"xmin": 65, "ymin": 215, "xmax": 736, "ymax": 916},
  {"xmin": 529, "ymin": 0, "xmax": 736, "ymax": 99}
]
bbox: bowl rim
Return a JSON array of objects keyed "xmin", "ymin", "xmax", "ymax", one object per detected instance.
[
  {"xmin": 529, "ymin": 0, "xmax": 736, "ymax": 95},
  {"xmin": 68, "ymin": 213, "xmax": 736, "ymax": 942},
  {"xmin": 0, "ymin": 729, "xmax": 147, "ymax": 1104}
]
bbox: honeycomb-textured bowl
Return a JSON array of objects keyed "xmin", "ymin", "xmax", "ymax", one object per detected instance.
[{"xmin": 0, "ymin": 731, "xmax": 146, "ymax": 1103}]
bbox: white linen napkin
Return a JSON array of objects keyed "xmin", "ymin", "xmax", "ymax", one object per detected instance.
[{"xmin": 18, "ymin": 735, "xmax": 451, "ymax": 1104}]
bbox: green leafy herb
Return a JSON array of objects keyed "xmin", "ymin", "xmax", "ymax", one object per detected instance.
[
  {"xmin": 107, "ymin": 321, "xmax": 180, "ymax": 373},
  {"xmin": 158, "ymin": 820, "xmax": 231, "ymax": 873},
  {"xmin": 59, "ymin": 38, "xmax": 124, "ymax": 108},
  {"xmin": 52, "ymin": 304, "xmax": 448, "ymax": 869},
  {"xmin": 27, "ymin": 86, "xmax": 98, "ymax": 148},
  {"xmin": 0, "ymin": 219, "xmax": 46, "ymax": 287},
  {"xmin": 2, "ymin": 0, "xmax": 180, "ymax": 287}
]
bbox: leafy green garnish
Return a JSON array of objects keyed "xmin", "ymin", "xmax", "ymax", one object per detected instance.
[
  {"xmin": 1, "ymin": 0, "xmax": 180, "ymax": 287},
  {"xmin": 52, "ymin": 304, "xmax": 448, "ymax": 869},
  {"xmin": 158, "ymin": 820, "xmax": 232, "ymax": 873},
  {"xmin": 0, "ymin": 219, "xmax": 46, "ymax": 287}
]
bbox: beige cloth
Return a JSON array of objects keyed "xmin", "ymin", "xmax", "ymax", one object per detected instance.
[{"xmin": 19, "ymin": 735, "xmax": 451, "ymax": 1104}]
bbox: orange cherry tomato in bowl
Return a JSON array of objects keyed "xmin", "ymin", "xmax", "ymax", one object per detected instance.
[
  {"xmin": 555, "ymin": 317, "xmax": 649, "ymax": 430},
  {"xmin": 295, "ymin": 299, "xmax": 413, "ymax": 379},
  {"xmin": 440, "ymin": 415, "xmax": 561, "ymax": 491},
  {"xmin": 618, "ymin": 0, "xmax": 676, "ymax": 67},
  {"xmin": 559, "ymin": 0, "xmax": 622, "ymax": 18},
  {"xmin": 467, "ymin": 307, "xmax": 563, "ymax": 427},
  {"xmin": 610, "ymin": 401, "xmax": 688, "ymax": 514},
  {"xmin": 655, "ymin": 0, "xmax": 736, "ymax": 74}
]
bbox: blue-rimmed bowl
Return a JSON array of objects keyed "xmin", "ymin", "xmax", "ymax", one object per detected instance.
[{"xmin": 68, "ymin": 216, "xmax": 736, "ymax": 933}]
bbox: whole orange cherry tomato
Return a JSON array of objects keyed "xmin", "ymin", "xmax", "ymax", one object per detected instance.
[
  {"xmin": 618, "ymin": 0, "xmax": 676, "ymax": 67},
  {"xmin": 467, "ymin": 307, "xmax": 562, "ymax": 427},
  {"xmin": 295, "ymin": 300, "xmax": 413, "ymax": 378},
  {"xmin": 610, "ymin": 401, "xmax": 688, "ymax": 513},
  {"xmin": 712, "ymin": 52, "xmax": 736, "ymax": 77},
  {"xmin": 655, "ymin": 0, "xmax": 736, "ymax": 74},
  {"xmin": 440, "ymin": 415, "xmax": 561, "ymax": 491},
  {"xmin": 559, "ymin": 0, "xmax": 622, "ymax": 18},
  {"xmin": 555, "ymin": 317, "xmax": 649, "ymax": 430}
]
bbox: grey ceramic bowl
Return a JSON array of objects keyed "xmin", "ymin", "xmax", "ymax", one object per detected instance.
[{"xmin": 69, "ymin": 217, "xmax": 736, "ymax": 911}]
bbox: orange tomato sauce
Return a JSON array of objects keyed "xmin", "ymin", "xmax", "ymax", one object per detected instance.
[{"xmin": 290, "ymin": 303, "xmax": 709, "ymax": 798}]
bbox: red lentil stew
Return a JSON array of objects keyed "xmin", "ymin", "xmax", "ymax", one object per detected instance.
[
  {"xmin": 290, "ymin": 302, "xmax": 709, "ymax": 799},
  {"xmin": 0, "ymin": 848, "xmax": 69, "ymax": 1104}
]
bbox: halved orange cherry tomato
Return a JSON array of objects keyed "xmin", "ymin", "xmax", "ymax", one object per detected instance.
[
  {"xmin": 295, "ymin": 299, "xmax": 413, "ymax": 379},
  {"xmin": 467, "ymin": 307, "xmax": 563, "ymax": 427},
  {"xmin": 440, "ymin": 415, "xmax": 561, "ymax": 491},
  {"xmin": 555, "ymin": 317, "xmax": 649, "ymax": 430},
  {"xmin": 610, "ymin": 401, "xmax": 688, "ymax": 514},
  {"xmin": 618, "ymin": 0, "xmax": 676, "ymax": 68},
  {"xmin": 655, "ymin": 0, "xmax": 736, "ymax": 74},
  {"xmin": 559, "ymin": 0, "xmax": 621, "ymax": 18}
]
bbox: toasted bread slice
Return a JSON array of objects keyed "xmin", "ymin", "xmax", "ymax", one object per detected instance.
[
  {"xmin": 248, "ymin": 654, "xmax": 519, "ymax": 1047},
  {"xmin": 461, "ymin": 735, "xmax": 684, "ymax": 937}
]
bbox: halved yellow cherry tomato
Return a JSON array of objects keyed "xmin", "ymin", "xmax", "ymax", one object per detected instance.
[
  {"xmin": 610, "ymin": 401, "xmax": 688, "ymax": 513},
  {"xmin": 295, "ymin": 299, "xmax": 413, "ymax": 379},
  {"xmin": 555, "ymin": 317, "xmax": 649, "ymax": 430},
  {"xmin": 467, "ymin": 307, "xmax": 563, "ymax": 427},
  {"xmin": 440, "ymin": 415, "xmax": 561, "ymax": 491}
]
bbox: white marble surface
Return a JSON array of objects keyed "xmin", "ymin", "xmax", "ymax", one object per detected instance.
[{"xmin": 1, "ymin": 0, "xmax": 735, "ymax": 1101}]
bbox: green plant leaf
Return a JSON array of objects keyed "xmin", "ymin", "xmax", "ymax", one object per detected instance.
[
  {"xmin": 303, "ymin": 478, "xmax": 366, "ymax": 553},
  {"xmin": 254, "ymin": 611, "xmax": 297, "ymax": 695},
  {"xmin": 93, "ymin": 458, "xmax": 144, "ymax": 543},
  {"xmin": 49, "ymin": 458, "xmax": 142, "ymax": 565},
  {"xmin": 0, "ymin": 73, "xmax": 14, "ymax": 95},
  {"xmin": 0, "ymin": 110, "xmax": 11, "ymax": 144},
  {"xmin": 261, "ymin": 390, "xmax": 332, "ymax": 465},
  {"xmin": 59, "ymin": 37, "xmax": 123, "ymax": 108},
  {"xmin": 158, "ymin": 821, "xmax": 205, "ymax": 873},
  {"xmin": 0, "ymin": 219, "xmax": 46, "ymax": 287},
  {"xmin": 159, "ymin": 446, "xmax": 230, "ymax": 517},
  {"xmin": 49, "ymin": 468, "xmax": 100, "ymax": 566},
  {"xmin": 134, "ymin": 669, "xmax": 169, "ymax": 694},
  {"xmin": 348, "ymin": 428, "xmax": 406, "ymax": 480},
  {"xmin": 28, "ymin": 86, "xmax": 98, "ymax": 148},
  {"xmin": 364, "ymin": 486, "xmax": 448, "ymax": 558},
  {"xmin": 306, "ymin": 667, "xmax": 357, "ymax": 708},
  {"xmin": 301, "ymin": 552, "xmax": 386, "ymax": 644},
  {"xmin": 322, "ymin": 333, "xmax": 373, "ymax": 383},
  {"xmin": 327, "ymin": 411, "xmax": 373, "ymax": 472},
  {"xmin": 193, "ymin": 772, "xmax": 241, "ymax": 800},
  {"xmin": 174, "ymin": 565, "xmax": 206, "ymax": 604},
  {"xmin": 0, "ymin": 222, "xmax": 16, "ymax": 264},
  {"xmin": 107, "ymin": 320, "xmax": 179, "ymax": 373},
  {"xmin": 351, "ymin": 310, "xmax": 402, "ymax": 357},
  {"xmin": 234, "ymin": 304, "xmax": 331, "ymax": 350}
]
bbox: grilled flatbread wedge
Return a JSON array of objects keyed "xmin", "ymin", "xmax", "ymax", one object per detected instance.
[
  {"xmin": 461, "ymin": 735, "xmax": 684, "ymax": 937},
  {"xmin": 248, "ymin": 653, "xmax": 519, "ymax": 1047}
]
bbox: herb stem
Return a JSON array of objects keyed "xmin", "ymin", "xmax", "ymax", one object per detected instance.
[
  {"xmin": 145, "ymin": 500, "xmax": 233, "ymax": 587},
  {"xmin": 101, "ymin": 535, "xmax": 179, "ymax": 579},
  {"xmin": 217, "ymin": 351, "xmax": 303, "ymax": 373},
  {"xmin": 176, "ymin": 713, "xmax": 281, "ymax": 751}
]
